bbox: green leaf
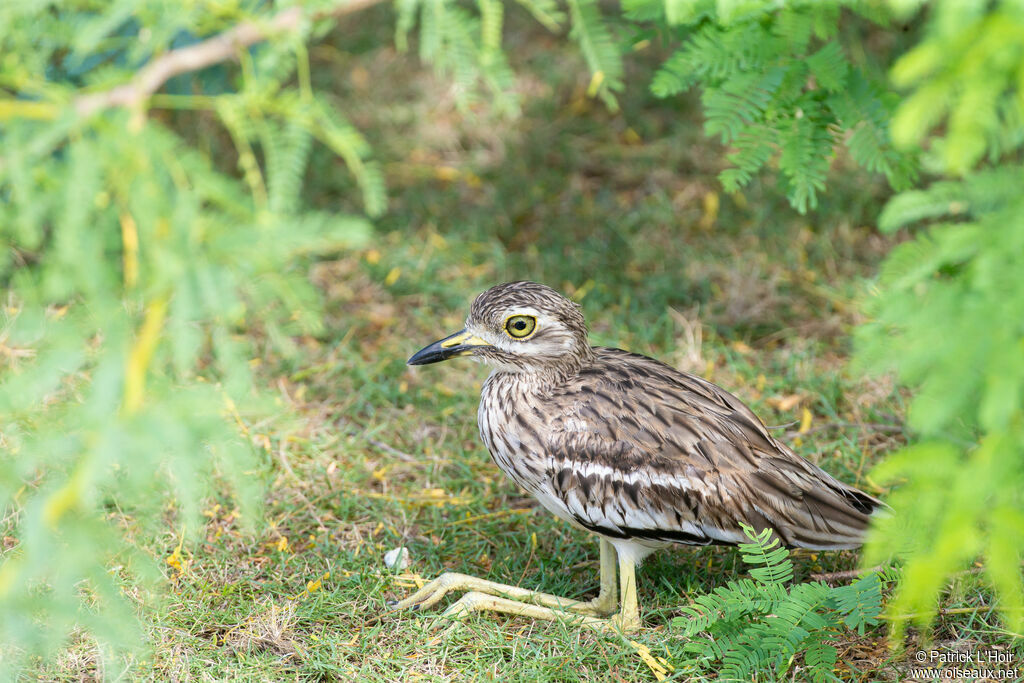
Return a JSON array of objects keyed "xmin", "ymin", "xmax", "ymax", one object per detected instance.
[
  {"xmin": 891, "ymin": 81, "xmax": 949, "ymax": 149},
  {"xmin": 664, "ymin": 0, "xmax": 707, "ymax": 25},
  {"xmin": 877, "ymin": 182, "xmax": 968, "ymax": 233},
  {"xmin": 979, "ymin": 343, "xmax": 1024, "ymax": 432},
  {"xmin": 987, "ymin": 506, "xmax": 1024, "ymax": 634},
  {"xmin": 512, "ymin": 0, "xmax": 565, "ymax": 31},
  {"xmin": 308, "ymin": 96, "xmax": 387, "ymax": 217},
  {"xmin": 567, "ymin": 0, "xmax": 625, "ymax": 110},
  {"xmin": 806, "ymin": 41, "xmax": 847, "ymax": 93},
  {"xmin": 890, "ymin": 39, "xmax": 944, "ymax": 87}
]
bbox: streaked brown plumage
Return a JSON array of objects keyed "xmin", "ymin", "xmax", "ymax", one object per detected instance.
[{"xmin": 398, "ymin": 281, "xmax": 885, "ymax": 631}]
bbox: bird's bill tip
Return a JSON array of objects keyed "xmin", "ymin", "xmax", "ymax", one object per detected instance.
[{"xmin": 407, "ymin": 329, "xmax": 491, "ymax": 365}]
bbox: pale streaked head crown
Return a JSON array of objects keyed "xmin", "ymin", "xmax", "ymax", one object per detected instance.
[{"xmin": 465, "ymin": 281, "xmax": 592, "ymax": 374}]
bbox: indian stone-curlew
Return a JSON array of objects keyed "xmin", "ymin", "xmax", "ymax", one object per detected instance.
[{"xmin": 397, "ymin": 281, "xmax": 884, "ymax": 632}]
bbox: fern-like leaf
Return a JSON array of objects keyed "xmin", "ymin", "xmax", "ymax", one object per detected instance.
[
  {"xmin": 806, "ymin": 41, "xmax": 847, "ymax": 93},
  {"xmin": 394, "ymin": 0, "xmax": 421, "ymax": 51},
  {"xmin": 264, "ymin": 116, "xmax": 313, "ymax": 216},
  {"xmin": 512, "ymin": 0, "xmax": 564, "ymax": 32},
  {"xmin": 738, "ymin": 524, "xmax": 793, "ymax": 584},
  {"xmin": 877, "ymin": 181, "xmax": 967, "ymax": 233},
  {"xmin": 776, "ymin": 108, "xmax": 833, "ymax": 212},
  {"xmin": 805, "ymin": 637, "xmax": 838, "ymax": 683},
  {"xmin": 307, "ymin": 96, "xmax": 386, "ymax": 217},
  {"xmin": 567, "ymin": 0, "xmax": 624, "ymax": 110},
  {"xmin": 703, "ymin": 67, "xmax": 786, "ymax": 144},
  {"xmin": 720, "ymin": 127, "xmax": 777, "ymax": 192},
  {"xmin": 670, "ymin": 522, "xmax": 887, "ymax": 679}
]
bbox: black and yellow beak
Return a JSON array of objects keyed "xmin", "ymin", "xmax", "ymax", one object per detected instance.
[{"xmin": 407, "ymin": 329, "xmax": 492, "ymax": 366}]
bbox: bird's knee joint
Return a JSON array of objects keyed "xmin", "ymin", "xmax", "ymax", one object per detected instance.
[
  {"xmin": 437, "ymin": 572, "xmax": 465, "ymax": 589},
  {"xmin": 460, "ymin": 591, "xmax": 489, "ymax": 609}
]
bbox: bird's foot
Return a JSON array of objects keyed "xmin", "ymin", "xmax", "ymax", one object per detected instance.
[
  {"xmin": 584, "ymin": 589, "xmax": 619, "ymax": 617},
  {"xmin": 388, "ymin": 571, "xmax": 624, "ymax": 634},
  {"xmin": 599, "ymin": 610, "xmax": 642, "ymax": 634},
  {"xmin": 388, "ymin": 572, "xmax": 641, "ymax": 636},
  {"xmin": 439, "ymin": 591, "xmax": 605, "ymax": 626},
  {"xmin": 430, "ymin": 591, "xmax": 639, "ymax": 637}
]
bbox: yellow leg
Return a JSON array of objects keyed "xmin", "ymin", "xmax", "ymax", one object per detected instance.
[
  {"xmin": 391, "ymin": 537, "xmax": 620, "ymax": 618},
  {"xmin": 438, "ymin": 592, "xmax": 611, "ymax": 629},
  {"xmin": 589, "ymin": 538, "xmax": 619, "ymax": 616},
  {"xmin": 608, "ymin": 550, "xmax": 641, "ymax": 632},
  {"xmin": 391, "ymin": 572, "xmax": 603, "ymax": 615},
  {"xmin": 424, "ymin": 549, "xmax": 641, "ymax": 634}
]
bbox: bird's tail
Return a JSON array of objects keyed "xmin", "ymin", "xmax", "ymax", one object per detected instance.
[{"xmin": 753, "ymin": 458, "xmax": 888, "ymax": 550}]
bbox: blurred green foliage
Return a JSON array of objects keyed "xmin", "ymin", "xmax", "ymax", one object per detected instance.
[
  {"xmin": 637, "ymin": 0, "xmax": 918, "ymax": 212},
  {"xmin": 0, "ymin": 0, "xmax": 630, "ymax": 669},
  {"xmin": 855, "ymin": 0, "xmax": 1024, "ymax": 640},
  {"xmin": 0, "ymin": 0, "xmax": 376, "ymax": 669}
]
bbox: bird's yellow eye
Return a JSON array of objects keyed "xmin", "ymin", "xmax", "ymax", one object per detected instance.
[{"xmin": 504, "ymin": 315, "xmax": 537, "ymax": 339}]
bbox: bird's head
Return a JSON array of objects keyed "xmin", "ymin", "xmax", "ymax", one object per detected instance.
[{"xmin": 407, "ymin": 281, "xmax": 592, "ymax": 375}]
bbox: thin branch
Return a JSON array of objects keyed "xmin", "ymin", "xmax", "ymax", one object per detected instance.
[
  {"xmin": 811, "ymin": 564, "xmax": 1003, "ymax": 585},
  {"xmin": 878, "ymin": 605, "xmax": 1003, "ymax": 620},
  {"xmin": 810, "ymin": 565, "xmax": 884, "ymax": 584},
  {"xmin": 74, "ymin": 0, "xmax": 386, "ymax": 116},
  {"xmin": 790, "ymin": 421, "xmax": 906, "ymax": 437},
  {"xmin": 366, "ymin": 437, "xmax": 421, "ymax": 463}
]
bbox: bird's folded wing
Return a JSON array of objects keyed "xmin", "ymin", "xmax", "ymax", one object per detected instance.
[{"xmin": 542, "ymin": 350, "xmax": 883, "ymax": 549}]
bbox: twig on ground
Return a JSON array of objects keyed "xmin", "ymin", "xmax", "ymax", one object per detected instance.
[
  {"xmin": 764, "ymin": 420, "xmax": 800, "ymax": 430},
  {"xmin": 330, "ymin": 414, "xmax": 423, "ymax": 463},
  {"xmin": 451, "ymin": 508, "xmax": 534, "ymax": 525},
  {"xmin": 879, "ymin": 605, "xmax": 998, "ymax": 620},
  {"xmin": 785, "ymin": 421, "xmax": 905, "ymax": 436},
  {"xmin": 366, "ymin": 437, "xmax": 420, "ymax": 463},
  {"xmin": 811, "ymin": 564, "xmax": 1000, "ymax": 585},
  {"xmin": 810, "ymin": 565, "xmax": 885, "ymax": 584}
]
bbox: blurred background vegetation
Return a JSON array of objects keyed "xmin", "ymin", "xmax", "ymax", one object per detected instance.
[{"xmin": 1, "ymin": 0, "xmax": 1022, "ymax": 679}]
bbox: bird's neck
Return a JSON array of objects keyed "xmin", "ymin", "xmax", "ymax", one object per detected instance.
[{"xmin": 486, "ymin": 345, "xmax": 594, "ymax": 391}]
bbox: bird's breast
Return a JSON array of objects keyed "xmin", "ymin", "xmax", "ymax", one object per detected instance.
[{"xmin": 478, "ymin": 373, "xmax": 552, "ymax": 493}]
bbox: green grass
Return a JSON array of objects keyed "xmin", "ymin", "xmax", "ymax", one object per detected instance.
[{"xmin": 28, "ymin": 10, "xmax": 1023, "ymax": 682}]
